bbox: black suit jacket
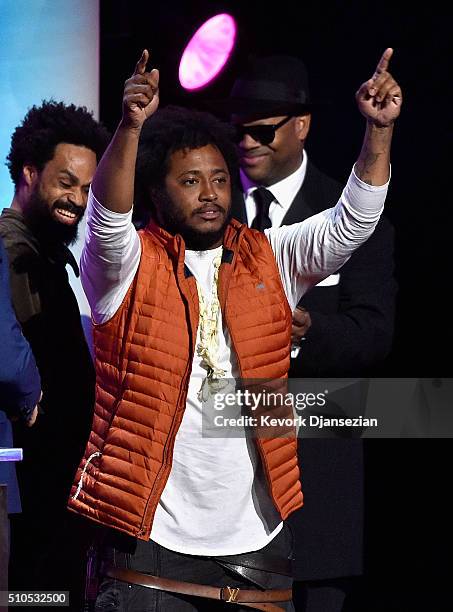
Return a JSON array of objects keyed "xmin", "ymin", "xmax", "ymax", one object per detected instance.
[{"xmin": 233, "ymin": 161, "xmax": 397, "ymax": 580}]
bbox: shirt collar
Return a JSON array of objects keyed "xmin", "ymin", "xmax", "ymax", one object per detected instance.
[{"xmin": 240, "ymin": 150, "xmax": 308, "ymax": 212}]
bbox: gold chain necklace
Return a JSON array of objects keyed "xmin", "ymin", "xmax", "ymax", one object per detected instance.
[{"xmin": 196, "ymin": 252, "xmax": 227, "ymax": 401}]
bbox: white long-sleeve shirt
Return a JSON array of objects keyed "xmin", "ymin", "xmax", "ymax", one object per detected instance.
[{"xmin": 81, "ymin": 166, "xmax": 388, "ymax": 556}]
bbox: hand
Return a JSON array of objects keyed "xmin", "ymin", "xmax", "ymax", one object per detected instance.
[
  {"xmin": 122, "ymin": 49, "xmax": 160, "ymax": 130},
  {"xmin": 356, "ymin": 48, "xmax": 402, "ymax": 127},
  {"xmin": 291, "ymin": 307, "xmax": 311, "ymax": 345},
  {"xmin": 26, "ymin": 391, "xmax": 42, "ymax": 427},
  {"xmin": 26, "ymin": 406, "xmax": 38, "ymax": 427}
]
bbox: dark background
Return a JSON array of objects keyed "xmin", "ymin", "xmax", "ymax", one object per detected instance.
[{"xmin": 100, "ymin": 1, "xmax": 451, "ymax": 609}]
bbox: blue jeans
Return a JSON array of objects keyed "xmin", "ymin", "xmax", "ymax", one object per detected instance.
[{"xmin": 94, "ymin": 525, "xmax": 294, "ymax": 611}]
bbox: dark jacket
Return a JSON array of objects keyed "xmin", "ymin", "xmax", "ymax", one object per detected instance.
[
  {"xmin": 0, "ymin": 237, "xmax": 41, "ymax": 420},
  {"xmin": 0, "ymin": 209, "xmax": 95, "ymax": 512},
  {"xmin": 1, "ymin": 237, "xmax": 42, "ymax": 514},
  {"xmin": 233, "ymin": 160, "xmax": 397, "ymax": 580},
  {"xmin": 0, "ymin": 235, "xmax": 41, "ymax": 513}
]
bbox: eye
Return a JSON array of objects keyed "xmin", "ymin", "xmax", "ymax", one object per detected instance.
[
  {"xmin": 59, "ymin": 181, "xmax": 71, "ymax": 189},
  {"xmin": 213, "ymin": 176, "xmax": 228, "ymax": 184},
  {"xmin": 182, "ymin": 178, "xmax": 198, "ymax": 186}
]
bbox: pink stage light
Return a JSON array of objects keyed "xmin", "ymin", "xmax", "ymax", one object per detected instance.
[{"xmin": 179, "ymin": 13, "xmax": 237, "ymax": 91}]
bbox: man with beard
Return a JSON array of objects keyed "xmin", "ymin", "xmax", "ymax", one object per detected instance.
[
  {"xmin": 0, "ymin": 101, "xmax": 109, "ymax": 604},
  {"xmin": 68, "ymin": 50, "xmax": 401, "ymax": 610}
]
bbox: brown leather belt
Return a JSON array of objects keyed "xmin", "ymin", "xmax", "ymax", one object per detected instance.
[{"xmin": 103, "ymin": 564, "xmax": 292, "ymax": 611}]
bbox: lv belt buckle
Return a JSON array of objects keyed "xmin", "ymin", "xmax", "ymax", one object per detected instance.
[{"xmin": 222, "ymin": 586, "xmax": 240, "ymax": 603}]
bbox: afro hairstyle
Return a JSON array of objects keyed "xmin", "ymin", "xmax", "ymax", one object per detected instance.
[
  {"xmin": 6, "ymin": 100, "xmax": 110, "ymax": 188},
  {"xmin": 134, "ymin": 105, "xmax": 240, "ymax": 224}
]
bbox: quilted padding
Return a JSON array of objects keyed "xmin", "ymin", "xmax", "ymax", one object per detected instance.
[{"xmin": 68, "ymin": 219, "xmax": 303, "ymax": 539}]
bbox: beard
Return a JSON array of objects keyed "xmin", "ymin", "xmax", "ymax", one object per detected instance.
[
  {"xmin": 24, "ymin": 189, "xmax": 85, "ymax": 247},
  {"xmin": 154, "ymin": 191, "xmax": 232, "ymax": 251}
]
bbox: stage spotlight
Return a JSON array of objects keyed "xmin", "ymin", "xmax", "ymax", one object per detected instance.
[{"xmin": 179, "ymin": 13, "xmax": 236, "ymax": 91}]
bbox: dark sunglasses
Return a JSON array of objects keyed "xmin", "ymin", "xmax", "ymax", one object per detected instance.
[{"xmin": 234, "ymin": 116, "xmax": 293, "ymax": 145}]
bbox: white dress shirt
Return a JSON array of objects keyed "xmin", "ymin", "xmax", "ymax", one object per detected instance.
[{"xmin": 240, "ymin": 151, "xmax": 307, "ymax": 227}]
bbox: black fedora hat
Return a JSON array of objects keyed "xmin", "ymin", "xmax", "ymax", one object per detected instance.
[{"xmin": 215, "ymin": 54, "xmax": 315, "ymax": 117}]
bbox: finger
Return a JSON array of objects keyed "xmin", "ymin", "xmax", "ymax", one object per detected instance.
[
  {"xmin": 129, "ymin": 70, "xmax": 159, "ymax": 87},
  {"xmin": 133, "ymin": 49, "xmax": 149, "ymax": 75},
  {"xmin": 373, "ymin": 76, "xmax": 395, "ymax": 102},
  {"xmin": 377, "ymin": 80, "xmax": 400, "ymax": 103},
  {"xmin": 132, "ymin": 72, "xmax": 159, "ymax": 101},
  {"xmin": 370, "ymin": 72, "xmax": 391, "ymax": 92},
  {"xmin": 26, "ymin": 407, "xmax": 38, "ymax": 427},
  {"xmin": 128, "ymin": 73, "xmax": 153, "ymax": 85},
  {"xmin": 292, "ymin": 314, "xmax": 307, "ymax": 327},
  {"xmin": 150, "ymin": 68, "xmax": 159, "ymax": 82},
  {"xmin": 383, "ymin": 85, "xmax": 403, "ymax": 107},
  {"xmin": 292, "ymin": 314, "xmax": 302, "ymax": 326},
  {"xmin": 124, "ymin": 83, "xmax": 156, "ymax": 98},
  {"xmin": 374, "ymin": 47, "xmax": 393, "ymax": 76},
  {"xmin": 125, "ymin": 93, "xmax": 153, "ymax": 109},
  {"xmin": 292, "ymin": 319, "xmax": 309, "ymax": 332},
  {"xmin": 292, "ymin": 306, "xmax": 306, "ymax": 319},
  {"xmin": 357, "ymin": 79, "xmax": 374, "ymax": 99},
  {"xmin": 291, "ymin": 323, "xmax": 299, "ymax": 334},
  {"xmin": 360, "ymin": 75, "xmax": 390, "ymax": 99},
  {"xmin": 149, "ymin": 68, "xmax": 159, "ymax": 93}
]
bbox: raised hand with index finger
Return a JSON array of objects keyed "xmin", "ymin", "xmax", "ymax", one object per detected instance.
[
  {"xmin": 123, "ymin": 49, "xmax": 160, "ymax": 130},
  {"xmin": 90, "ymin": 50, "xmax": 160, "ymax": 214},
  {"xmin": 356, "ymin": 48, "xmax": 402, "ymax": 127}
]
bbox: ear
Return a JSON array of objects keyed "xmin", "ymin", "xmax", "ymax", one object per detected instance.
[
  {"xmin": 22, "ymin": 165, "xmax": 38, "ymax": 188},
  {"xmin": 295, "ymin": 114, "xmax": 311, "ymax": 142}
]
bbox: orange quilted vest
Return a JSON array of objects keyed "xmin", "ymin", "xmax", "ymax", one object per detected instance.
[{"xmin": 68, "ymin": 219, "xmax": 303, "ymax": 539}]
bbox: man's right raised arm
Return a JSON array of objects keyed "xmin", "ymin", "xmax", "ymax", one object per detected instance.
[
  {"xmin": 82, "ymin": 50, "xmax": 160, "ymax": 323},
  {"xmin": 92, "ymin": 49, "xmax": 159, "ymax": 212}
]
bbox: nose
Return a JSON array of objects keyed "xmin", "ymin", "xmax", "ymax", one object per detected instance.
[
  {"xmin": 68, "ymin": 188, "xmax": 87, "ymax": 208},
  {"xmin": 199, "ymin": 179, "xmax": 218, "ymax": 202},
  {"xmin": 238, "ymin": 132, "xmax": 261, "ymax": 150}
]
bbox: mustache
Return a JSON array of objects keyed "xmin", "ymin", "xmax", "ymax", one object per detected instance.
[
  {"xmin": 239, "ymin": 147, "xmax": 273, "ymax": 156},
  {"xmin": 192, "ymin": 203, "xmax": 225, "ymax": 215},
  {"xmin": 52, "ymin": 200, "xmax": 85, "ymax": 217}
]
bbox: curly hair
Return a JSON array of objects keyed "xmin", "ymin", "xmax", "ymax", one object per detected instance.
[
  {"xmin": 134, "ymin": 106, "xmax": 240, "ymax": 222},
  {"xmin": 6, "ymin": 100, "xmax": 110, "ymax": 188}
]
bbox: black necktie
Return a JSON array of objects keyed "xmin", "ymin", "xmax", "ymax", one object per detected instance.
[{"xmin": 251, "ymin": 187, "xmax": 274, "ymax": 232}]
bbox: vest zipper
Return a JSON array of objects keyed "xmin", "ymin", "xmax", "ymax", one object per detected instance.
[
  {"xmin": 227, "ymin": 314, "xmax": 282, "ymax": 516},
  {"xmin": 137, "ymin": 247, "xmax": 197, "ymax": 538},
  {"xmin": 223, "ymin": 283, "xmax": 283, "ymax": 520},
  {"xmin": 136, "ymin": 357, "xmax": 193, "ymax": 538},
  {"xmin": 219, "ymin": 243, "xmax": 277, "ymax": 504}
]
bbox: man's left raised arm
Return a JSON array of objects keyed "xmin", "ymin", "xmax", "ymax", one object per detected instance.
[
  {"xmin": 354, "ymin": 47, "xmax": 402, "ymax": 186},
  {"xmin": 267, "ymin": 48, "xmax": 402, "ymax": 310}
]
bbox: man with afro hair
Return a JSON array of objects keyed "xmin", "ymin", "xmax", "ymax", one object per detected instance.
[
  {"xmin": 67, "ymin": 49, "xmax": 402, "ymax": 611},
  {"xmin": 0, "ymin": 100, "xmax": 110, "ymax": 605}
]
